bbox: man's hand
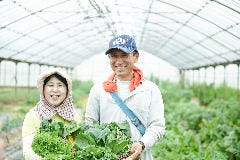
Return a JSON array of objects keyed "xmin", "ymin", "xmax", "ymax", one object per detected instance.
[{"xmin": 126, "ymin": 142, "xmax": 143, "ymax": 160}]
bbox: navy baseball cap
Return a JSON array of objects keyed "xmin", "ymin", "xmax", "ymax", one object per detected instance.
[{"xmin": 105, "ymin": 35, "xmax": 138, "ymax": 54}]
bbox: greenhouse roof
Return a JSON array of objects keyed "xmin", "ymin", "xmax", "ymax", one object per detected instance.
[{"xmin": 0, "ymin": 0, "xmax": 240, "ymax": 70}]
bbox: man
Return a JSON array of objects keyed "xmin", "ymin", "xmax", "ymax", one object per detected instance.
[{"xmin": 85, "ymin": 34, "xmax": 165, "ymax": 160}]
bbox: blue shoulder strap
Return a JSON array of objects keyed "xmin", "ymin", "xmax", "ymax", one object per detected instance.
[{"xmin": 109, "ymin": 92, "xmax": 146, "ymax": 136}]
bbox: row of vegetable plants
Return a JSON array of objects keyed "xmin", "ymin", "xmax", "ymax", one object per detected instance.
[{"xmin": 151, "ymin": 79, "xmax": 240, "ymax": 160}]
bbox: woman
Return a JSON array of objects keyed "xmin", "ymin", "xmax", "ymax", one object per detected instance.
[{"xmin": 22, "ymin": 68, "xmax": 81, "ymax": 159}]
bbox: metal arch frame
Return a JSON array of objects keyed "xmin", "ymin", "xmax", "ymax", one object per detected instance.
[
  {"xmin": 101, "ymin": 2, "xmax": 235, "ymax": 68},
  {"xmin": 0, "ymin": 0, "xmax": 239, "ymax": 70},
  {"xmin": 142, "ymin": 1, "xmax": 236, "ymax": 59},
  {"xmin": 155, "ymin": 0, "xmax": 240, "ymax": 39}
]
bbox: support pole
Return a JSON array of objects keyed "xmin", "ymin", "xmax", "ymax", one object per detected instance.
[
  {"xmin": 0, "ymin": 60, "xmax": 1, "ymax": 86},
  {"xmin": 203, "ymin": 67, "xmax": 206, "ymax": 102},
  {"xmin": 4, "ymin": 61, "xmax": 6, "ymax": 86},
  {"xmin": 198, "ymin": 69, "xmax": 201, "ymax": 100},
  {"xmin": 213, "ymin": 66, "xmax": 216, "ymax": 98},
  {"xmin": 28, "ymin": 63, "xmax": 31, "ymax": 93},
  {"xmin": 237, "ymin": 64, "xmax": 239, "ymax": 101},
  {"xmin": 14, "ymin": 62, "xmax": 18, "ymax": 96},
  {"xmin": 223, "ymin": 65, "xmax": 226, "ymax": 100}
]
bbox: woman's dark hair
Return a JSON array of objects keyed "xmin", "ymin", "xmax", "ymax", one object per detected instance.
[{"xmin": 43, "ymin": 73, "xmax": 68, "ymax": 89}]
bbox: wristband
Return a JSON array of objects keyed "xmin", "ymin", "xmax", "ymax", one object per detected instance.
[{"xmin": 139, "ymin": 141, "xmax": 145, "ymax": 150}]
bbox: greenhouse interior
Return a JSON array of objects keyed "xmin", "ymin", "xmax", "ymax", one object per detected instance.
[{"xmin": 0, "ymin": 0, "xmax": 239, "ymax": 159}]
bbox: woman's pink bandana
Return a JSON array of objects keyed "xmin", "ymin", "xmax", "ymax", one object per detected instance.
[
  {"xmin": 103, "ymin": 66, "xmax": 143, "ymax": 92},
  {"xmin": 34, "ymin": 94, "xmax": 74, "ymax": 121}
]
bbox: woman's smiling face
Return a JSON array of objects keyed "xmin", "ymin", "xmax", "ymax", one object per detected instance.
[{"xmin": 43, "ymin": 76, "xmax": 67, "ymax": 106}]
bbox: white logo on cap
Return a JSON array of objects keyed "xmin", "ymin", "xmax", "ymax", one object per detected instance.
[{"xmin": 113, "ymin": 38, "xmax": 126, "ymax": 45}]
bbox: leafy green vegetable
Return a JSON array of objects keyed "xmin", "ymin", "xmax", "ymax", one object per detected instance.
[
  {"xmin": 74, "ymin": 145, "xmax": 117, "ymax": 160},
  {"xmin": 31, "ymin": 132, "xmax": 73, "ymax": 159},
  {"xmin": 40, "ymin": 119, "xmax": 78, "ymax": 136},
  {"xmin": 32, "ymin": 120, "xmax": 132, "ymax": 159}
]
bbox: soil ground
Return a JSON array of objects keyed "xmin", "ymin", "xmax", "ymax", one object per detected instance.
[{"xmin": 0, "ymin": 113, "xmax": 23, "ymax": 160}]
